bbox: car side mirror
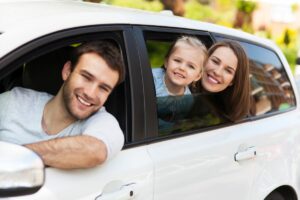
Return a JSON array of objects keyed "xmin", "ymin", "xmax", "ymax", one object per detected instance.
[{"xmin": 0, "ymin": 141, "xmax": 45, "ymax": 197}]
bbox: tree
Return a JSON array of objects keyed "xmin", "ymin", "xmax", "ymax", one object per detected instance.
[
  {"xmin": 160, "ymin": 0, "xmax": 187, "ymax": 16},
  {"xmin": 234, "ymin": 0, "xmax": 257, "ymax": 32},
  {"xmin": 283, "ymin": 29, "xmax": 291, "ymax": 46}
]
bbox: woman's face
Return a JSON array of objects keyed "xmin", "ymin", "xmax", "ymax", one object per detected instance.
[{"xmin": 201, "ymin": 46, "xmax": 238, "ymax": 93}]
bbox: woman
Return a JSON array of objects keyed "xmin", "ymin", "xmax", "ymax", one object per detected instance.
[{"xmin": 195, "ymin": 40, "xmax": 250, "ymax": 122}]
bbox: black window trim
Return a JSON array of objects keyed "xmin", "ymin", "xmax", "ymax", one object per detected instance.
[{"xmin": 130, "ymin": 25, "xmax": 244, "ymax": 145}]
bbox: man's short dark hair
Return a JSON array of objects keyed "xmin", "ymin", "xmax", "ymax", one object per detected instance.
[{"xmin": 69, "ymin": 40, "xmax": 125, "ymax": 85}]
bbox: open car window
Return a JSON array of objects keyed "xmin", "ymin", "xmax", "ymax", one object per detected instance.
[
  {"xmin": 143, "ymin": 31, "xmax": 229, "ymax": 137},
  {"xmin": 0, "ymin": 31, "xmax": 130, "ymax": 146}
]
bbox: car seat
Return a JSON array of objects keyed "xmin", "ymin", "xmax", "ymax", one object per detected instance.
[{"xmin": 22, "ymin": 47, "xmax": 70, "ymax": 95}]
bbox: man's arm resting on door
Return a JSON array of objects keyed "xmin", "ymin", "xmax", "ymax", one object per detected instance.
[{"xmin": 25, "ymin": 135, "xmax": 107, "ymax": 169}]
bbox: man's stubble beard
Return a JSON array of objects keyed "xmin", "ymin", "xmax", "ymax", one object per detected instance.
[{"xmin": 62, "ymin": 79, "xmax": 97, "ymax": 121}]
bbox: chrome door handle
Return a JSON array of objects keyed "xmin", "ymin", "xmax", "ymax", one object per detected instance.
[
  {"xmin": 96, "ymin": 182, "xmax": 137, "ymax": 200},
  {"xmin": 234, "ymin": 146, "xmax": 256, "ymax": 161}
]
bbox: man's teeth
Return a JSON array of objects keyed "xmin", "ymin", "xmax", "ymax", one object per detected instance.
[{"xmin": 77, "ymin": 96, "xmax": 92, "ymax": 106}]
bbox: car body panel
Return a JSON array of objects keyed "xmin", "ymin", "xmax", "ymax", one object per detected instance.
[
  {"xmin": 0, "ymin": 1, "xmax": 274, "ymax": 59},
  {"xmin": 149, "ymin": 111, "xmax": 300, "ymax": 200},
  {"xmin": 8, "ymin": 147, "xmax": 154, "ymax": 200},
  {"xmin": 1, "ymin": 1, "xmax": 300, "ymax": 200},
  {"xmin": 148, "ymin": 108, "xmax": 300, "ymax": 200},
  {"xmin": 148, "ymin": 124, "xmax": 256, "ymax": 200}
]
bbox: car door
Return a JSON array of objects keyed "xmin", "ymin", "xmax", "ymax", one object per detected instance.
[
  {"xmin": 148, "ymin": 124, "xmax": 258, "ymax": 200},
  {"xmin": 0, "ymin": 26, "xmax": 154, "ymax": 200},
  {"xmin": 32, "ymin": 147, "xmax": 154, "ymax": 200},
  {"xmin": 215, "ymin": 35, "xmax": 299, "ymax": 200},
  {"xmin": 134, "ymin": 27, "xmax": 297, "ymax": 200}
]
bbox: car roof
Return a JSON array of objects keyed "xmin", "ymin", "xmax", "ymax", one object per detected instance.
[{"xmin": 0, "ymin": 0, "xmax": 277, "ymax": 58}]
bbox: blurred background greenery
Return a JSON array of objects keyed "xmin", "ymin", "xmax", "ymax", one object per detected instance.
[{"xmin": 85, "ymin": 0, "xmax": 299, "ymax": 73}]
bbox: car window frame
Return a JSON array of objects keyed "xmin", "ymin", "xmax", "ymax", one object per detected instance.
[
  {"xmin": 132, "ymin": 26, "xmax": 247, "ymax": 142},
  {"xmin": 0, "ymin": 25, "xmax": 142, "ymax": 148},
  {"xmin": 132, "ymin": 26, "xmax": 298, "ymax": 144}
]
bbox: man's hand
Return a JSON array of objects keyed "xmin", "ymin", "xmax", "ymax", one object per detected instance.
[{"xmin": 25, "ymin": 135, "xmax": 107, "ymax": 169}]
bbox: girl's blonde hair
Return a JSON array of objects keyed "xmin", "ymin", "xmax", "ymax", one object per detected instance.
[{"xmin": 165, "ymin": 35, "xmax": 208, "ymax": 75}]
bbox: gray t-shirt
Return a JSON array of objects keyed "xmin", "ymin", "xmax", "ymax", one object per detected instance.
[{"xmin": 0, "ymin": 87, "xmax": 124, "ymax": 160}]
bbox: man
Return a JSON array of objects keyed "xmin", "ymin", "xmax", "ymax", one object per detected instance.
[{"xmin": 0, "ymin": 40, "xmax": 125, "ymax": 169}]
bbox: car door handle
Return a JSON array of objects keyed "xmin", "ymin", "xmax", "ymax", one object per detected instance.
[
  {"xmin": 95, "ymin": 182, "xmax": 137, "ymax": 200},
  {"xmin": 234, "ymin": 146, "xmax": 256, "ymax": 162}
]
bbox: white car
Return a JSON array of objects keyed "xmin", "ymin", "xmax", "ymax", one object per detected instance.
[{"xmin": 1, "ymin": 1, "xmax": 300, "ymax": 200}]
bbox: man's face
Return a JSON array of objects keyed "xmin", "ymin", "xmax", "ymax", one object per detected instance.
[{"xmin": 62, "ymin": 52, "xmax": 119, "ymax": 120}]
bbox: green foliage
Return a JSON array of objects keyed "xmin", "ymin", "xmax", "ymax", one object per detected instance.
[
  {"xmin": 276, "ymin": 29, "xmax": 298, "ymax": 72},
  {"xmin": 102, "ymin": 0, "xmax": 163, "ymax": 11},
  {"xmin": 185, "ymin": 0, "xmax": 217, "ymax": 22},
  {"xmin": 280, "ymin": 46, "xmax": 297, "ymax": 73},
  {"xmin": 291, "ymin": 3, "xmax": 298, "ymax": 13},
  {"xmin": 236, "ymin": 0, "xmax": 257, "ymax": 14},
  {"xmin": 283, "ymin": 29, "xmax": 291, "ymax": 46},
  {"xmin": 146, "ymin": 41, "xmax": 171, "ymax": 67},
  {"xmin": 216, "ymin": 0, "xmax": 237, "ymax": 11},
  {"xmin": 185, "ymin": 0, "xmax": 235, "ymax": 27}
]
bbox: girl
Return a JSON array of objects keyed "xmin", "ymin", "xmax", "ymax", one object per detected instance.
[
  {"xmin": 152, "ymin": 35, "xmax": 207, "ymax": 97},
  {"xmin": 152, "ymin": 36, "xmax": 207, "ymax": 132}
]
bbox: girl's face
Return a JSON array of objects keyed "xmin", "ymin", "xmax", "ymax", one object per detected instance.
[
  {"xmin": 164, "ymin": 44, "xmax": 203, "ymax": 89},
  {"xmin": 201, "ymin": 46, "xmax": 237, "ymax": 93}
]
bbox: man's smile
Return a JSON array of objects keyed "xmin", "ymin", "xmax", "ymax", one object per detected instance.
[{"xmin": 76, "ymin": 95, "xmax": 92, "ymax": 107}]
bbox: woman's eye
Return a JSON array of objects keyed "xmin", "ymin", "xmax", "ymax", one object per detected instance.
[
  {"xmin": 174, "ymin": 59, "xmax": 181, "ymax": 63},
  {"xmin": 226, "ymin": 68, "xmax": 234, "ymax": 74}
]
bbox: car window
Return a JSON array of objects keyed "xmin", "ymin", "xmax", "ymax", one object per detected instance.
[
  {"xmin": 143, "ymin": 31, "xmax": 229, "ymax": 136},
  {"xmin": 0, "ymin": 33, "xmax": 130, "ymax": 144},
  {"xmin": 216, "ymin": 36, "xmax": 296, "ymax": 117}
]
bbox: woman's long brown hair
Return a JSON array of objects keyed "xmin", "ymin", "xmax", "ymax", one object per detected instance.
[{"xmin": 199, "ymin": 40, "xmax": 251, "ymax": 122}]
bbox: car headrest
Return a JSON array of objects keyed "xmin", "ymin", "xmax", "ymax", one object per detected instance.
[{"xmin": 22, "ymin": 47, "xmax": 71, "ymax": 95}]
